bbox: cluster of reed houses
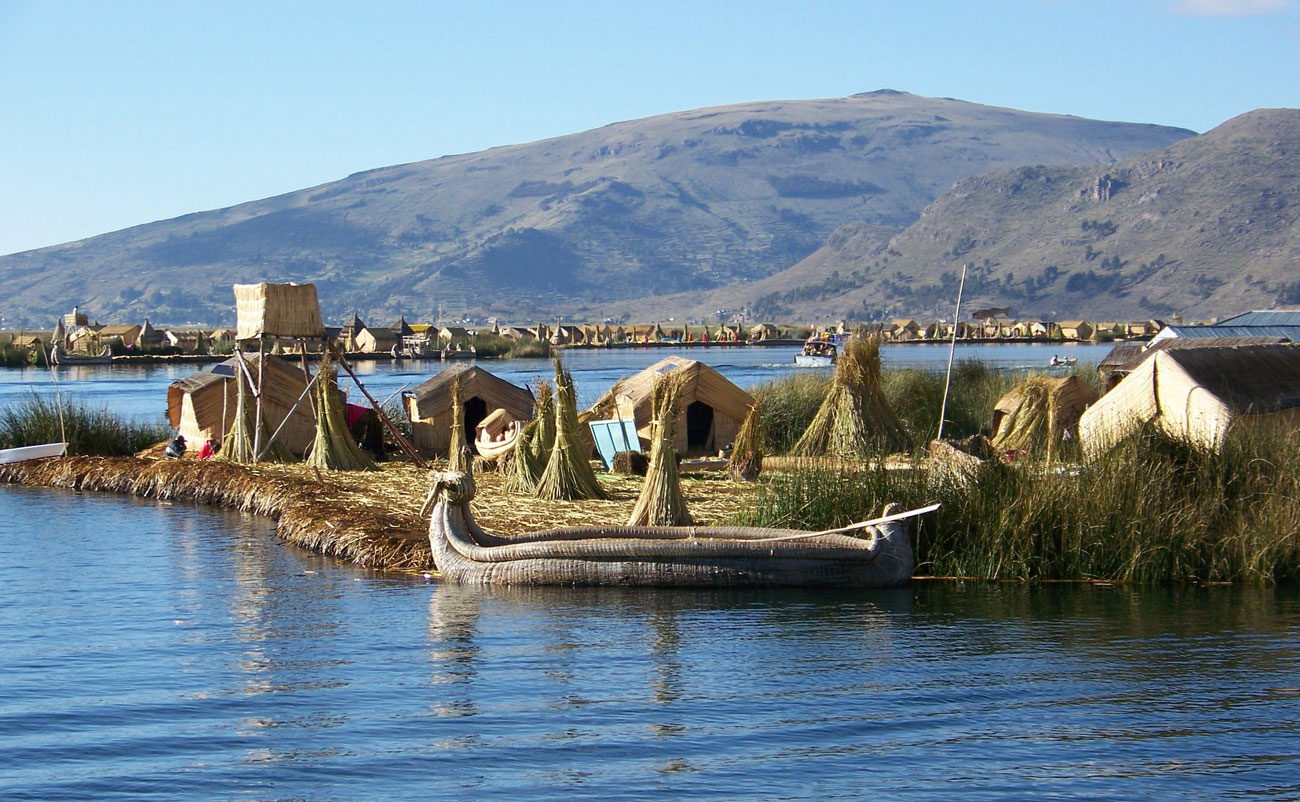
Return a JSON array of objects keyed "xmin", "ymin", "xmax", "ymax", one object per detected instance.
[
  {"xmin": 163, "ymin": 283, "xmax": 758, "ymax": 462},
  {"xmin": 1, "ymin": 305, "xmax": 1164, "ymax": 361}
]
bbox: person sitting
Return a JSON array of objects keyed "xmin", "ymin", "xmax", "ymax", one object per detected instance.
[
  {"xmin": 164, "ymin": 435, "xmax": 187, "ymax": 459},
  {"xmin": 197, "ymin": 438, "xmax": 219, "ymax": 460}
]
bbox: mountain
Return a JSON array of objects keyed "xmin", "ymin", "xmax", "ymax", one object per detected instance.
[
  {"xmin": 0, "ymin": 91, "xmax": 1194, "ymax": 327},
  {"xmin": 629, "ymin": 108, "xmax": 1299, "ymax": 323}
]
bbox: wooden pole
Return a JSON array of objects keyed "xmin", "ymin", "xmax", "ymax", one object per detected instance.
[
  {"xmin": 328, "ymin": 341, "xmax": 426, "ymax": 468},
  {"xmin": 252, "ymin": 338, "xmax": 266, "ymax": 462},
  {"xmin": 936, "ymin": 264, "xmax": 968, "ymax": 442}
]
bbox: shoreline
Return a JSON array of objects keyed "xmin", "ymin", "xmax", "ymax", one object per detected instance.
[{"xmin": 0, "ymin": 456, "xmax": 432, "ymax": 570}]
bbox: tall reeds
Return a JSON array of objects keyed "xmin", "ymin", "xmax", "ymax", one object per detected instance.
[
  {"xmin": 792, "ymin": 334, "xmax": 907, "ymax": 459},
  {"xmin": 536, "ymin": 357, "xmax": 606, "ymax": 500},
  {"xmin": 0, "ymin": 395, "xmax": 169, "ymax": 456},
  {"xmin": 735, "ymin": 422, "xmax": 1300, "ymax": 584},
  {"xmin": 627, "ymin": 372, "xmax": 691, "ymax": 525}
]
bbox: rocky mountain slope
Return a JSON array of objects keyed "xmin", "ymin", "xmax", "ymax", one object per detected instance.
[
  {"xmin": 626, "ymin": 108, "xmax": 1298, "ymax": 323},
  {"xmin": 0, "ymin": 91, "xmax": 1193, "ymax": 326}
]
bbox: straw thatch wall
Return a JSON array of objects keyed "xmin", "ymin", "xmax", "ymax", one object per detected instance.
[
  {"xmin": 166, "ymin": 353, "xmax": 323, "ymax": 455},
  {"xmin": 613, "ymin": 356, "xmax": 754, "ymax": 455},
  {"xmin": 403, "ymin": 365, "xmax": 534, "ymax": 455},
  {"xmin": 234, "ymin": 283, "xmax": 325, "ymax": 341},
  {"xmin": 1080, "ymin": 343, "xmax": 1300, "ymax": 454}
]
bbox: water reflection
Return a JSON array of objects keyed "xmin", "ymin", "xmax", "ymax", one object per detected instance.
[{"xmin": 6, "ymin": 487, "xmax": 1300, "ymax": 800}]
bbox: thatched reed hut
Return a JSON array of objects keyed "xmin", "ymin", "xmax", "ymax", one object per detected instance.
[
  {"xmin": 403, "ymin": 365, "xmax": 534, "ymax": 456},
  {"xmin": 612, "ymin": 357, "xmax": 754, "ymax": 455},
  {"xmin": 1079, "ymin": 343, "xmax": 1300, "ymax": 454},
  {"xmin": 167, "ymin": 353, "xmax": 323, "ymax": 455},
  {"xmin": 355, "ymin": 326, "xmax": 397, "ymax": 353}
]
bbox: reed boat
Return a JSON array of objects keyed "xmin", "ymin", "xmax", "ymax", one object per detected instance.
[
  {"xmin": 425, "ymin": 469, "xmax": 926, "ymax": 587},
  {"xmin": 50, "ymin": 344, "xmax": 112, "ymax": 365}
]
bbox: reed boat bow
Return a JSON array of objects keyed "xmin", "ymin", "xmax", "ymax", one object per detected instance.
[{"xmin": 425, "ymin": 470, "xmax": 919, "ymax": 587}]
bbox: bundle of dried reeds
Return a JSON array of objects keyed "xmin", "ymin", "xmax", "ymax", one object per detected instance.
[
  {"xmin": 306, "ymin": 356, "xmax": 376, "ymax": 471},
  {"xmin": 505, "ymin": 381, "xmax": 553, "ymax": 494},
  {"xmin": 447, "ymin": 378, "xmax": 468, "ymax": 472},
  {"xmin": 990, "ymin": 375, "xmax": 1055, "ymax": 454},
  {"xmin": 536, "ymin": 357, "xmax": 606, "ymax": 500},
  {"xmin": 792, "ymin": 334, "xmax": 907, "ymax": 460},
  {"xmin": 627, "ymin": 372, "xmax": 692, "ymax": 525},
  {"xmin": 727, "ymin": 402, "xmax": 764, "ymax": 482}
]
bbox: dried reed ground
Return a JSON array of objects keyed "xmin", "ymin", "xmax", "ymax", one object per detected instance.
[{"xmin": 0, "ymin": 456, "xmax": 756, "ymax": 573}]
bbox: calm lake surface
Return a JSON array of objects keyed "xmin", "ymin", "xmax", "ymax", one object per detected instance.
[
  {"xmin": 0, "ymin": 341, "xmax": 1113, "ymax": 423},
  {"xmin": 2, "ymin": 487, "xmax": 1298, "ymax": 800}
]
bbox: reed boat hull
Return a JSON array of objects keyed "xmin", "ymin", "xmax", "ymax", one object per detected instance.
[
  {"xmin": 51, "ymin": 345, "xmax": 112, "ymax": 365},
  {"xmin": 426, "ymin": 470, "xmax": 914, "ymax": 587}
]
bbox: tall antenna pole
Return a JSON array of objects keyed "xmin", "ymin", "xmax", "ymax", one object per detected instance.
[{"xmin": 936, "ymin": 263, "xmax": 969, "ymax": 442}]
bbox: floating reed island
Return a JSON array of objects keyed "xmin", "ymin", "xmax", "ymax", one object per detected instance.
[{"xmin": 0, "ymin": 455, "xmax": 759, "ymax": 572}]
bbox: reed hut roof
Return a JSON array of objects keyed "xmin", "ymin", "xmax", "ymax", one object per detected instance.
[
  {"xmin": 614, "ymin": 357, "xmax": 754, "ymax": 448},
  {"xmin": 404, "ymin": 365, "xmax": 534, "ymax": 420},
  {"xmin": 355, "ymin": 326, "xmax": 397, "ymax": 352},
  {"xmin": 1080, "ymin": 342, "xmax": 1300, "ymax": 454},
  {"xmin": 390, "ymin": 316, "xmax": 414, "ymax": 338},
  {"xmin": 234, "ymin": 282, "xmax": 324, "ymax": 341}
]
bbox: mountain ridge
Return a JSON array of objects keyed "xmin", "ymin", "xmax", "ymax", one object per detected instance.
[{"xmin": 0, "ymin": 91, "xmax": 1196, "ymax": 326}]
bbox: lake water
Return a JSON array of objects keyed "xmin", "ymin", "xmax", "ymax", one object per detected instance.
[
  {"xmin": 2, "ymin": 487, "xmax": 1298, "ymax": 800},
  {"xmin": 0, "ymin": 341, "xmax": 1113, "ymax": 423}
]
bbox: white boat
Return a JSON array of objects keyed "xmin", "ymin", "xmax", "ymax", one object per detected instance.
[
  {"xmin": 794, "ymin": 335, "xmax": 839, "ymax": 367},
  {"xmin": 0, "ymin": 442, "xmax": 68, "ymax": 465}
]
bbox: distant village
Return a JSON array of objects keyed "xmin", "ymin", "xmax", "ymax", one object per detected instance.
[{"xmin": 0, "ymin": 304, "xmax": 1244, "ymax": 365}]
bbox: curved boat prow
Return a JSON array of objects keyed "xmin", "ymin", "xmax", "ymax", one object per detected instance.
[{"xmin": 425, "ymin": 470, "xmax": 922, "ymax": 587}]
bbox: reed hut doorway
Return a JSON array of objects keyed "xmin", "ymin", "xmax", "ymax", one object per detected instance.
[
  {"xmin": 686, "ymin": 400, "xmax": 714, "ymax": 452},
  {"xmin": 464, "ymin": 397, "xmax": 488, "ymax": 435}
]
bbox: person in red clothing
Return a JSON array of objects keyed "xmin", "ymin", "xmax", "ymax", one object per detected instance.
[{"xmin": 197, "ymin": 438, "xmax": 219, "ymax": 460}]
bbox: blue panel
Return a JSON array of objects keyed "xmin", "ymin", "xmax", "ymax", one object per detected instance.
[{"xmin": 588, "ymin": 419, "xmax": 642, "ymax": 470}]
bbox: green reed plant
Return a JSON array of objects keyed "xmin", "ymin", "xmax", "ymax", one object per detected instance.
[
  {"xmin": 750, "ymin": 372, "xmax": 830, "ymax": 454},
  {"xmin": 1, "ymin": 395, "xmax": 170, "ymax": 457},
  {"xmin": 734, "ymin": 422, "xmax": 1300, "ymax": 584},
  {"xmin": 1, "ymin": 343, "xmax": 34, "ymax": 368}
]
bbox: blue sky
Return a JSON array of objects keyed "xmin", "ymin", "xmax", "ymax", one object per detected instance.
[{"xmin": 1, "ymin": 0, "xmax": 1296, "ymax": 256}]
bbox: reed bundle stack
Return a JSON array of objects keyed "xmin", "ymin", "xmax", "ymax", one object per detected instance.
[
  {"xmin": 447, "ymin": 379, "xmax": 468, "ymax": 472},
  {"xmin": 505, "ymin": 381, "xmax": 553, "ymax": 494},
  {"xmin": 536, "ymin": 357, "xmax": 606, "ymax": 500},
  {"xmin": 627, "ymin": 372, "xmax": 692, "ymax": 526},
  {"xmin": 306, "ymin": 355, "xmax": 376, "ymax": 472},
  {"xmin": 727, "ymin": 403, "xmax": 763, "ymax": 482},
  {"xmin": 793, "ymin": 334, "xmax": 907, "ymax": 459},
  {"xmin": 991, "ymin": 374, "xmax": 1097, "ymax": 455}
]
